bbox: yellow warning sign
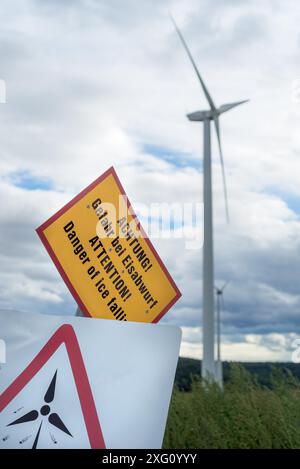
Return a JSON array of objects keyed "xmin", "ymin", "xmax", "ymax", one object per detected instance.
[{"xmin": 36, "ymin": 167, "xmax": 181, "ymax": 323}]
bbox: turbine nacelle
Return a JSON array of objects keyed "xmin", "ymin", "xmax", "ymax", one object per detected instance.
[
  {"xmin": 187, "ymin": 100, "xmax": 249, "ymax": 122},
  {"xmin": 187, "ymin": 110, "xmax": 215, "ymax": 121}
]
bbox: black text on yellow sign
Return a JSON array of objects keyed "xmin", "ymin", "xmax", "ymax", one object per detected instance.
[{"xmin": 36, "ymin": 167, "xmax": 181, "ymax": 323}]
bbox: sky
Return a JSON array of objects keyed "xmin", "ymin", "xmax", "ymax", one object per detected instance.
[{"xmin": 1, "ymin": 0, "xmax": 300, "ymax": 362}]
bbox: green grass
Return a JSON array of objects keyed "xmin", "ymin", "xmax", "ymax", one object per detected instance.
[{"xmin": 164, "ymin": 364, "xmax": 300, "ymax": 449}]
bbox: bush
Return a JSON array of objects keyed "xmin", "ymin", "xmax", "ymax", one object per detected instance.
[{"xmin": 163, "ymin": 364, "xmax": 300, "ymax": 449}]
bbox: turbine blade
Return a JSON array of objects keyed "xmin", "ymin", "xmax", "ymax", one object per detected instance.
[
  {"xmin": 213, "ymin": 115, "xmax": 229, "ymax": 223},
  {"xmin": 170, "ymin": 14, "xmax": 216, "ymax": 111},
  {"xmin": 49, "ymin": 413, "xmax": 72, "ymax": 437},
  {"xmin": 222, "ymin": 281, "xmax": 229, "ymax": 292},
  {"xmin": 32, "ymin": 421, "xmax": 43, "ymax": 450},
  {"xmin": 44, "ymin": 370, "xmax": 57, "ymax": 403},
  {"xmin": 219, "ymin": 100, "xmax": 249, "ymax": 114},
  {"xmin": 7, "ymin": 410, "xmax": 39, "ymax": 426}
]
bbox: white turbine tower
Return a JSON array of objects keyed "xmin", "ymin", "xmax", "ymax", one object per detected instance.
[
  {"xmin": 171, "ymin": 16, "xmax": 248, "ymax": 382},
  {"xmin": 215, "ymin": 282, "xmax": 228, "ymax": 387}
]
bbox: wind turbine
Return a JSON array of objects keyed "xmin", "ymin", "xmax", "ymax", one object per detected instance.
[
  {"xmin": 214, "ymin": 282, "xmax": 228, "ymax": 386},
  {"xmin": 171, "ymin": 16, "xmax": 248, "ymax": 382}
]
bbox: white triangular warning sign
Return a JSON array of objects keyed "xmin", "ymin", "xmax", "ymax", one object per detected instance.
[
  {"xmin": 0, "ymin": 322, "xmax": 105, "ymax": 449},
  {"xmin": 0, "ymin": 310, "xmax": 181, "ymax": 449}
]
